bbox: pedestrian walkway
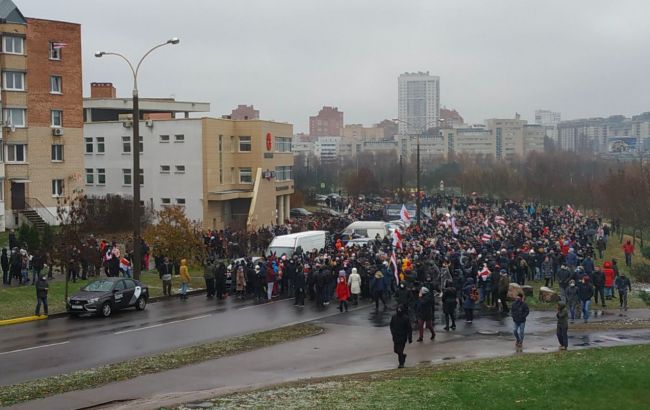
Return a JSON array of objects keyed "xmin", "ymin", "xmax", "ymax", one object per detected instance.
[{"xmin": 9, "ymin": 307, "xmax": 650, "ymax": 410}]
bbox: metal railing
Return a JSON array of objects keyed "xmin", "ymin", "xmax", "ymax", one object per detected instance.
[{"xmin": 24, "ymin": 197, "xmax": 59, "ymax": 226}]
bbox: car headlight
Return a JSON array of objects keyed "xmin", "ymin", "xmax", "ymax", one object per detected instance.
[{"xmin": 88, "ymin": 297, "xmax": 99, "ymax": 304}]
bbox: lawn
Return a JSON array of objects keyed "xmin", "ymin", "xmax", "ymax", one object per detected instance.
[
  {"xmin": 195, "ymin": 344, "xmax": 650, "ymax": 410},
  {"xmin": 0, "ymin": 269, "xmax": 205, "ymax": 321}
]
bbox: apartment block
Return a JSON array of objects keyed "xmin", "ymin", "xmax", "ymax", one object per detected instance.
[
  {"xmin": 309, "ymin": 106, "xmax": 343, "ymax": 137},
  {"xmin": 84, "ymin": 87, "xmax": 294, "ymax": 229},
  {"xmin": 0, "ymin": 0, "xmax": 83, "ymax": 230},
  {"xmin": 398, "ymin": 72, "xmax": 440, "ymax": 135}
]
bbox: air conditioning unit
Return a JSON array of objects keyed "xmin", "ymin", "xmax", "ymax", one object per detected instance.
[
  {"xmin": 145, "ymin": 120, "xmax": 154, "ymax": 128},
  {"xmin": 52, "ymin": 128, "xmax": 64, "ymax": 136}
]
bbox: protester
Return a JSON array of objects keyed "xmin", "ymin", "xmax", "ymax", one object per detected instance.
[
  {"xmin": 441, "ymin": 281, "xmax": 457, "ymax": 331},
  {"xmin": 203, "ymin": 259, "xmax": 216, "ymax": 299},
  {"xmin": 463, "ymin": 277, "xmax": 477, "ymax": 324},
  {"xmin": 511, "ymin": 293, "xmax": 530, "ymax": 348},
  {"xmin": 578, "ymin": 276, "xmax": 594, "ymax": 323},
  {"xmin": 336, "ymin": 271, "xmax": 350, "ymax": 312},
  {"xmin": 179, "ymin": 259, "xmax": 190, "ymax": 300},
  {"xmin": 348, "ymin": 267, "xmax": 362, "ymax": 305},
  {"xmin": 389, "ymin": 305, "xmax": 412, "ymax": 368},
  {"xmin": 416, "ymin": 286, "xmax": 435, "ymax": 341},
  {"xmin": 566, "ymin": 280, "xmax": 580, "ymax": 323},
  {"xmin": 615, "ymin": 272, "xmax": 632, "ymax": 311},
  {"xmin": 34, "ymin": 274, "xmax": 48, "ymax": 316},
  {"xmin": 603, "ymin": 261, "xmax": 616, "ymax": 301},
  {"xmin": 556, "ymin": 301, "xmax": 569, "ymax": 350},
  {"xmin": 370, "ymin": 271, "xmax": 388, "ymax": 312},
  {"xmin": 159, "ymin": 257, "xmax": 173, "ymax": 296},
  {"xmin": 622, "ymin": 240, "xmax": 634, "ymax": 267}
]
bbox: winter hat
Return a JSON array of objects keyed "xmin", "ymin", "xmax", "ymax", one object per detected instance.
[
  {"xmin": 351, "ymin": 267, "xmax": 358, "ymax": 274},
  {"xmin": 338, "ymin": 270, "xmax": 346, "ymax": 277},
  {"xmin": 420, "ymin": 287, "xmax": 430, "ymax": 294}
]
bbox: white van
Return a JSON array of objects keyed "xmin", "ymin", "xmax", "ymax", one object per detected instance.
[
  {"xmin": 267, "ymin": 231, "xmax": 327, "ymax": 257},
  {"xmin": 342, "ymin": 221, "xmax": 390, "ymax": 240}
]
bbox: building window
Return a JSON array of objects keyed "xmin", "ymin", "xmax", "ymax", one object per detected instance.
[
  {"xmin": 239, "ymin": 167, "xmax": 252, "ymax": 184},
  {"xmin": 3, "ymin": 108, "xmax": 26, "ymax": 128},
  {"xmin": 122, "ymin": 169, "xmax": 132, "ymax": 185},
  {"xmin": 2, "ymin": 36, "xmax": 23, "ymax": 54},
  {"xmin": 97, "ymin": 168, "xmax": 106, "ymax": 185},
  {"xmin": 175, "ymin": 198, "xmax": 186, "ymax": 206},
  {"xmin": 85, "ymin": 168, "xmax": 94, "ymax": 185},
  {"xmin": 51, "ymin": 144, "xmax": 64, "ymax": 161},
  {"xmin": 52, "ymin": 179, "xmax": 64, "ymax": 197},
  {"xmin": 239, "ymin": 136, "xmax": 252, "ymax": 152},
  {"xmin": 174, "ymin": 134, "xmax": 184, "ymax": 143},
  {"xmin": 7, "ymin": 144, "xmax": 26, "ymax": 162},
  {"xmin": 49, "ymin": 42, "xmax": 62, "ymax": 60},
  {"xmin": 3, "ymin": 71, "xmax": 24, "ymax": 91},
  {"xmin": 96, "ymin": 137, "xmax": 105, "ymax": 153},
  {"xmin": 85, "ymin": 137, "xmax": 93, "ymax": 154},
  {"xmin": 218, "ymin": 135, "xmax": 223, "ymax": 184},
  {"xmin": 139, "ymin": 136, "xmax": 144, "ymax": 152},
  {"xmin": 160, "ymin": 165, "xmax": 170, "ymax": 174},
  {"xmin": 51, "ymin": 110, "xmax": 62, "ymax": 127},
  {"xmin": 275, "ymin": 165, "xmax": 293, "ymax": 181},
  {"xmin": 122, "ymin": 136, "xmax": 131, "ymax": 153},
  {"xmin": 159, "ymin": 134, "xmax": 170, "ymax": 143},
  {"xmin": 139, "ymin": 169, "xmax": 144, "ymax": 185},
  {"xmin": 174, "ymin": 165, "xmax": 185, "ymax": 174},
  {"xmin": 50, "ymin": 76, "xmax": 62, "ymax": 94},
  {"xmin": 275, "ymin": 137, "xmax": 292, "ymax": 152},
  {"xmin": 161, "ymin": 198, "xmax": 171, "ymax": 206}
]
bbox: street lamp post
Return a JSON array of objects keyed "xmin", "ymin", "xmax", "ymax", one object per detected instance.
[
  {"xmin": 394, "ymin": 118, "xmax": 441, "ymax": 227},
  {"xmin": 95, "ymin": 38, "xmax": 179, "ymax": 280}
]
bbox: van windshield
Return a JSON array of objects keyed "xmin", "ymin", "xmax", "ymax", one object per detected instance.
[{"xmin": 268, "ymin": 246, "xmax": 294, "ymax": 258}]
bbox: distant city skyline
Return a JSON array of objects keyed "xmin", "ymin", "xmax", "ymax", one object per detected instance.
[{"xmin": 19, "ymin": 0, "xmax": 650, "ymax": 133}]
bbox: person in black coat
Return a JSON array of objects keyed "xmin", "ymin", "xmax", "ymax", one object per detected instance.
[
  {"xmin": 293, "ymin": 268, "xmax": 306, "ymax": 307},
  {"xmin": 1, "ymin": 248, "xmax": 9, "ymax": 285},
  {"xmin": 215, "ymin": 262, "xmax": 227, "ymax": 300},
  {"xmin": 389, "ymin": 305, "xmax": 412, "ymax": 368},
  {"xmin": 415, "ymin": 287, "xmax": 435, "ymax": 342},
  {"xmin": 442, "ymin": 281, "xmax": 458, "ymax": 331}
]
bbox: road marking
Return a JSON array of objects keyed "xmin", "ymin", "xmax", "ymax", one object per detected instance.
[
  {"xmin": 113, "ymin": 314, "xmax": 212, "ymax": 335},
  {"xmin": 237, "ymin": 298, "xmax": 295, "ymax": 311},
  {"xmin": 0, "ymin": 341, "xmax": 70, "ymax": 356}
]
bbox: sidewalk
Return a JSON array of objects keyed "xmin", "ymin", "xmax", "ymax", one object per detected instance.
[{"xmin": 8, "ymin": 307, "xmax": 650, "ymax": 410}]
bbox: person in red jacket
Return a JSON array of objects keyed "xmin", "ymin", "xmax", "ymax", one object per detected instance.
[
  {"xmin": 622, "ymin": 240, "xmax": 634, "ymax": 267},
  {"xmin": 603, "ymin": 261, "xmax": 616, "ymax": 301},
  {"xmin": 336, "ymin": 271, "xmax": 350, "ymax": 312}
]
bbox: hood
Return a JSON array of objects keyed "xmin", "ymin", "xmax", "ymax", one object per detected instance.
[
  {"xmin": 351, "ymin": 267, "xmax": 357, "ymax": 274},
  {"xmin": 603, "ymin": 261, "xmax": 612, "ymax": 269},
  {"xmin": 180, "ymin": 259, "xmax": 187, "ymax": 266}
]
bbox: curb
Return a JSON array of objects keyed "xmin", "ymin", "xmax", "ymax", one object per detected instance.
[
  {"xmin": 0, "ymin": 315, "xmax": 48, "ymax": 326},
  {"xmin": 0, "ymin": 288, "xmax": 208, "ymax": 325}
]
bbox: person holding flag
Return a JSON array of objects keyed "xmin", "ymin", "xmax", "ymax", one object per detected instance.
[{"xmin": 400, "ymin": 204, "xmax": 411, "ymax": 225}]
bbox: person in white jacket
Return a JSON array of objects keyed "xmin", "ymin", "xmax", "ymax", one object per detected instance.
[{"xmin": 348, "ymin": 267, "xmax": 362, "ymax": 305}]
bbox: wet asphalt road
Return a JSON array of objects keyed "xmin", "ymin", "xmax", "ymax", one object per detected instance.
[{"xmin": 0, "ymin": 294, "xmax": 374, "ymax": 387}]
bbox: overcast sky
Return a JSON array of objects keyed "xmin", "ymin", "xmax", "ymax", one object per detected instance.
[{"xmin": 20, "ymin": 0, "xmax": 650, "ymax": 132}]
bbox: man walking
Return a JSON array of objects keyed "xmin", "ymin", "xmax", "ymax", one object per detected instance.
[
  {"xmin": 622, "ymin": 240, "xmax": 634, "ymax": 267},
  {"xmin": 35, "ymin": 274, "xmax": 48, "ymax": 316},
  {"xmin": 511, "ymin": 293, "xmax": 529, "ymax": 349},
  {"xmin": 203, "ymin": 259, "xmax": 216, "ymax": 299},
  {"xmin": 389, "ymin": 305, "xmax": 412, "ymax": 368},
  {"xmin": 416, "ymin": 287, "xmax": 435, "ymax": 342},
  {"xmin": 578, "ymin": 276, "xmax": 594, "ymax": 323},
  {"xmin": 591, "ymin": 267, "xmax": 605, "ymax": 308},
  {"xmin": 159, "ymin": 257, "xmax": 173, "ymax": 296},
  {"xmin": 615, "ymin": 272, "xmax": 632, "ymax": 311},
  {"xmin": 556, "ymin": 301, "xmax": 569, "ymax": 350}
]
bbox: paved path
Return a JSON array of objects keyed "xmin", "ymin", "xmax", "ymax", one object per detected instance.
[{"xmin": 8, "ymin": 306, "xmax": 650, "ymax": 410}]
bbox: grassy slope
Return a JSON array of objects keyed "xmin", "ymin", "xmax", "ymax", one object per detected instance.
[
  {"xmin": 0, "ymin": 270, "xmax": 205, "ymax": 320},
  {"xmin": 202, "ymin": 344, "xmax": 650, "ymax": 410}
]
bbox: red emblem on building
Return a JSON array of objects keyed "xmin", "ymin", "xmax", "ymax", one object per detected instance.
[{"xmin": 266, "ymin": 132, "xmax": 272, "ymax": 151}]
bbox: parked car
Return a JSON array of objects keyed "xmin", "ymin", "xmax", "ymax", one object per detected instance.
[
  {"xmin": 67, "ymin": 278, "xmax": 148, "ymax": 317},
  {"xmin": 313, "ymin": 207, "xmax": 341, "ymax": 217},
  {"xmin": 290, "ymin": 208, "xmax": 313, "ymax": 217}
]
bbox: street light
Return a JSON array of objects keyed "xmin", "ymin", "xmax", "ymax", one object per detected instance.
[
  {"xmin": 95, "ymin": 37, "xmax": 180, "ymax": 279},
  {"xmin": 394, "ymin": 118, "xmax": 442, "ymax": 227}
]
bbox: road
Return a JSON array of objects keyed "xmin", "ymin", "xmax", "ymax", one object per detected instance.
[{"xmin": 0, "ymin": 294, "xmax": 365, "ymax": 387}]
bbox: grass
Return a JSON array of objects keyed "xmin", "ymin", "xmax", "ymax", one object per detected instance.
[
  {"xmin": 0, "ymin": 323, "xmax": 322, "ymax": 407},
  {"xmin": 190, "ymin": 344, "xmax": 650, "ymax": 410},
  {"xmin": 0, "ymin": 269, "xmax": 206, "ymax": 320}
]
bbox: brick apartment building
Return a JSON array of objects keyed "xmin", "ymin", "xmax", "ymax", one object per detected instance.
[
  {"xmin": 230, "ymin": 104, "xmax": 259, "ymax": 120},
  {"xmin": 309, "ymin": 106, "xmax": 343, "ymax": 137},
  {"xmin": 0, "ymin": 0, "xmax": 83, "ymax": 230}
]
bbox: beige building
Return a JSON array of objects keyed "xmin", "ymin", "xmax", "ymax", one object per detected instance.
[
  {"xmin": 342, "ymin": 124, "xmax": 384, "ymax": 141},
  {"xmin": 84, "ymin": 85, "xmax": 293, "ymax": 230},
  {"xmin": 1, "ymin": 1, "xmax": 83, "ymax": 230}
]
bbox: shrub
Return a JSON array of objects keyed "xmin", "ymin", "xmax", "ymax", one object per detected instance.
[
  {"xmin": 629, "ymin": 263, "xmax": 650, "ymax": 283},
  {"xmin": 640, "ymin": 290, "xmax": 650, "ymax": 306},
  {"xmin": 641, "ymin": 247, "xmax": 650, "ymax": 259}
]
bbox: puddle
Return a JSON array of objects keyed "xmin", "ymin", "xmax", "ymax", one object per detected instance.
[{"xmin": 442, "ymin": 356, "xmax": 456, "ymax": 361}]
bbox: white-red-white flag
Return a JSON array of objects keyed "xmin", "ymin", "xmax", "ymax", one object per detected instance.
[
  {"xmin": 392, "ymin": 229, "xmax": 402, "ymax": 249},
  {"xmin": 481, "ymin": 233, "xmax": 491, "ymax": 242},
  {"xmin": 451, "ymin": 216, "xmax": 459, "ymax": 235},
  {"xmin": 495, "ymin": 216, "xmax": 506, "ymax": 226},
  {"xmin": 52, "ymin": 42, "xmax": 68, "ymax": 49},
  {"xmin": 391, "ymin": 251, "xmax": 399, "ymax": 284},
  {"xmin": 400, "ymin": 204, "xmax": 411, "ymax": 224}
]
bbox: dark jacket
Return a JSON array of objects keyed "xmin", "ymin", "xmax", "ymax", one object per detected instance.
[
  {"xmin": 556, "ymin": 302, "xmax": 568, "ymax": 328},
  {"xmin": 591, "ymin": 270, "xmax": 605, "ymax": 288},
  {"xmin": 395, "ymin": 286, "xmax": 414, "ymax": 308},
  {"xmin": 294, "ymin": 271, "xmax": 306, "ymax": 290},
  {"xmin": 1, "ymin": 250, "xmax": 8, "ymax": 272},
  {"xmin": 511, "ymin": 299, "xmax": 530, "ymax": 323},
  {"xmin": 35, "ymin": 277, "xmax": 48, "ymax": 298},
  {"xmin": 390, "ymin": 310, "xmax": 412, "ymax": 344},
  {"xmin": 578, "ymin": 281, "xmax": 594, "ymax": 301},
  {"xmin": 442, "ymin": 286, "xmax": 457, "ymax": 313},
  {"xmin": 557, "ymin": 267, "xmax": 571, "ymax": 288},
  {"xmin": 416, "ymin": 292, "xmax": 434, "ymax": 321},
  {"xmin": 615, "ymin": 276, "xmax": 631, "ymax": 292},
  {"xmin": 462, "ymin": 278, "xmax": 476, "ymax": 309}
]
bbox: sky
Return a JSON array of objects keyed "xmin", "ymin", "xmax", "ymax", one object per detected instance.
[{"xmin": 19, "ymin": 0, "xmax": 650, "ymax": 133}]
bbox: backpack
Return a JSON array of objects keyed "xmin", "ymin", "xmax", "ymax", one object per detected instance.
[{"xmin": 470, "ymin": 286, "xmax": 479, "ymax": 302}]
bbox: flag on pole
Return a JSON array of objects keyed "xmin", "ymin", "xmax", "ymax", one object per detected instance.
[
  {"xmin": 392, "ymin": 229, "xmax": 402, "ymax": 249},
  {"xmin": 390, "ymin": 251, "xmax": 399, "ymax": 285},
  {"xmin": 400, "ymin": 204, "xmax": 411, "ymax": 224}
]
